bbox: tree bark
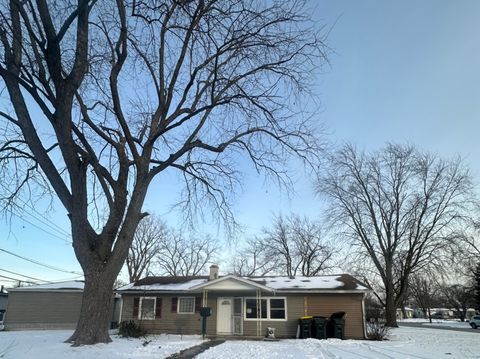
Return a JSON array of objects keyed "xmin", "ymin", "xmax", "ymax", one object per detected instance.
[
  {"xmin": 66, "ymin": 266, "xmax": 117, "ymax": 345},
  {"xmin": 385, "ymin": 285, "xmax": 398, "ymax": 327}
]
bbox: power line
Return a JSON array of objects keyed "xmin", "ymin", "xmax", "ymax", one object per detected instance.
[
  {"xmin": 13, "ymin": 214, "xmax": 71, "ymax": 244},
  {"xmin": 0, "ymin": 274, "xmax": 36, "ymax": 285},
  {"xmin": 0, "ymin": 183, "xmax": 71, "ymax": 239},
  {"xmin": 13, "ymin": 198, "xmax": 71, "ymax": 236},
  {"xmin": 13, "ymin": 204, "xmax": 70, "ymax": 237},
  {"xmin": 0, "ymin": 248, "xmax": 82, "ymax": 275},
  {"xmin": 0, "ymin": 267, "xmax": 51, "ymax": 283}
]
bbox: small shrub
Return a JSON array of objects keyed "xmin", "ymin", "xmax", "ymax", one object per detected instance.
[
  {"xmin": 366, "ymin": 321, "xmax": 390, "ymax": 341},
  {"xmin": 118, "ymin": 320, "xmax": 146, "ymax": 338}
]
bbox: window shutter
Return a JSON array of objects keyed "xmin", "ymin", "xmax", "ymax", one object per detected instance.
[
  {"xmin": 155, "ymin": 298, "xmax": 162, "ymax": 319},
  {"xmin": 195, "ymin": 296, "xmax": 201, "ymax": 313},
  {"xmin": 171, "ymin": 297, "xmax": 178, "ymax": 312},
  {"xmin": 133, "ymin": 297, "xmax": 139, "ymax": 318}
]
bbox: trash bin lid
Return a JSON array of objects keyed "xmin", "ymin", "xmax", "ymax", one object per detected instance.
[
  {"xmin": 329, "ymin": 311, "xmax": 346, "ymax": 319},
  {"xmin": 299, "ymin": 316, "xmax": 313, "ymax": 320}
]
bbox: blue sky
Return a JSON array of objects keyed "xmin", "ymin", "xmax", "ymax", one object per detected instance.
[{"xmin": 1, "ymin": 0, "xmax": 480, "ymax": 287}]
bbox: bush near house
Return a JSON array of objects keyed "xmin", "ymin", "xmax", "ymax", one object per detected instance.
[{"xmin": 118, "ymin": 320, "xmax": 146, "ymax": 338}]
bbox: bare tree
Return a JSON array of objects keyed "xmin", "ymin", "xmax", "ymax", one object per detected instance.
[
  {"xmin": 231, "ymin": 214, "xmax": 335, "ymax": 277},
  {"xmin": 318, "ymin": 144, "xmax": 474, "ymax": 327},
  {"xmin": 126, "ymin": 216, "xmax": 166, "ymax": 283},
  {"xmin": 156, "ymin": 232, "xmax": 218, "ymax": 276},
  {"xmin": 0, "ymin": 0, "xmax": 326, "ymax": 344},
  {"xmin": 262, "ymin": 214, "xmax": 335, "ymax": 276},
  {"xmin": 409, "ymin": 274, "xmax": 439, "ymax": 322},
  {"xmin": 441, "ymin": 283, "xmax": 473, "ymax": 321},
  {"xmin": 230, "ymin": 237, "xmax": 277, "ymax": 276}
]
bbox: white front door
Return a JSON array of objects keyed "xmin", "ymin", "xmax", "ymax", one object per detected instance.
[{"xmin": 217, "ymin": 297, "xmax": 233, "ymax": 334}]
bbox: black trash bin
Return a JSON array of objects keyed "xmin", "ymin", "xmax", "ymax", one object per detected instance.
[
  {"xmin": 327, "ymin": 311, "xmax": 346, "ymax": 339},
  {"xmin": 298, "ymin": 316, "xmax": 313, "ymax": 338},
  {"xmin": 312, "ymin": 316, "xmax": 327, "ymax": 339}
]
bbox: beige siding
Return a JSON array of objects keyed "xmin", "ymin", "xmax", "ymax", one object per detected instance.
[
  {"xmin": 122, "ymin": 294, "xmax": 205, "ymax": 335},
  {"xmin": 304, "ymin": 293, "xmax": 365, "ymax": 339},
  {"xmin": 242, "ymin": 295, "xmax": 304, "ymax": 338},
  {"xmin": 121, "ymin": 292, "xmax": 365, "ymax": 339},
  {"xmin": 5, "ymin": 291, "xmax": 83, "ymax": 330}
]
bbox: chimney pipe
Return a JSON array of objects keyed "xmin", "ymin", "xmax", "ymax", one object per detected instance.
[{"xmin": 209, "ymin": 265, "xmax": 219, "ymax": 281}]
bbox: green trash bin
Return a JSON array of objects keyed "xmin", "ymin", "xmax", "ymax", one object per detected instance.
[
  {"xmin": 312, "ymin": 316, "xmax": 327, "ymax": 339},
  {"xmin": 298, "ymin": 316, "xmax": 313, "ymax": 338},
  {"xmin": 332, "ymin": 318, "xmax": 345, "ymax": 339}
]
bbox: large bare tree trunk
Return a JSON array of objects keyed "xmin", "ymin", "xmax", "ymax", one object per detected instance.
[
  {"xmin": 67, "ymin": 268, "xmax": 117, "ymax": 344},
  {"xmin": 385, "ymin": 287, "xmax": 398, "ymax": 327}
]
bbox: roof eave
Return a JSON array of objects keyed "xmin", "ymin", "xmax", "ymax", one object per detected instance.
[{"xmin": 273, "ymin": 289, "xmax": 372, "ymax": 294}]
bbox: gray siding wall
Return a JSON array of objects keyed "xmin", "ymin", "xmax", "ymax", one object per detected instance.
[{"xmin": 4, "ymin": 291, "xmax": 82, "ymax": 330}]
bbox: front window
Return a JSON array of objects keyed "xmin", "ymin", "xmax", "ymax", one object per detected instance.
[
  {"xmin": 139, "ymin": 297, "xmax": 155, "ymax": 320},
  {"xmin": 178, "ymin": 297, "xmax": 195, "ymax": 314},
  {"xmin": 245, "ymin": 297, "xmax": 287, "ymax": 320},
  {"xmin": 269, "ymin": 298, "xmax": 286, "ymax": 319},
  {"xmin": 245, "ymin": 299, "xmax": 267, "ymax": 319}
]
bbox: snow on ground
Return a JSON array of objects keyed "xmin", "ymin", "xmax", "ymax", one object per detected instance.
[
  {"xmin": 0, "ymin": 330, "xmax": 203, "ymax": 359},
  {"xmin": 400, "ymin": 318, "xmax": 472, "ymax": 329},
  {"xmin": 1, "ymin": 326, "xmax": 480, "ymax": 359},
  {"xmin": 198, "ymin": 327, "xmax": 480, "ymax": 359}
]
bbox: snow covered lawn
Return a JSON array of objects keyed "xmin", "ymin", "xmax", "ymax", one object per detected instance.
[
  {"xmin": 198, "ymin": 327, "xmax": 480, "ymax": 359},
  {"xmin": 1, "ymin": 326, "xmax": 480, "ymax": 358},
  {"xmin": 400, "ymin": 318, "xmax": 472, "ymax": 329},
  {"xmin": 0, "ymin": 330, "xmax": 203, "ymax": 359}
]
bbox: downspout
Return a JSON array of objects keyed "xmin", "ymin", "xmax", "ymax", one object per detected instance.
[
  {"xmin": 118, "ymin": 294, "xmax": 123, "ymax": 323},
  {"xmin": 259, "ymin": 290, "xmax": 262, "ymax": 337},
  {"xmin": 361, "ymin": 292, "xmax": 367, "ymax": 339},
  {"xmin": 256, "ymin": 290, "xmax": 260, "ymax": 337}
]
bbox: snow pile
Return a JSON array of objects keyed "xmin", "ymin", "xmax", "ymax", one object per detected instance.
[{"xmin": 0, "ymin": 331, "xmax": 203, "ymax": 359}]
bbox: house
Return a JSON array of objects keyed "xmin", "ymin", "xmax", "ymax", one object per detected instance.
[
  {"xmin": 116, "ymin": 265, "xmax": 370, "ymax": 339},
  {"xmin": 396, "ymin": 307, "xmax": 415, "ymax": 320},
  {"xmin": 4, "ymin": 281, "xmax": 120, "ymax": 330},
  {"xmin": 0, "ymin": 286, "xmax": 8, "ymax": 323}
]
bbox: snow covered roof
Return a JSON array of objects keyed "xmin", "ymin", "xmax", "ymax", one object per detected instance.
[
  {"xmin": 248, "ymin": 274, "xmax": 370, "ymax": 292},
  {"xmin": 116, "ymin": 274, "xmax": 370, "ymax": 293},
  {"xmin": 8, "ymin": 281, "xmax": 84, "ymax": 292},
  {"xmin": 116, "ymin": 277, "xmax": 208, "ymax": 292}
]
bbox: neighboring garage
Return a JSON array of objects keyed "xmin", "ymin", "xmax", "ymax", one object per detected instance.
[
  {"xmin": 4, "ymin": 281, "xmax": 84, "ymax": 330},
  {"xmin": 4, "ymin": 281, "xmax": 120, "ymax": 330}
]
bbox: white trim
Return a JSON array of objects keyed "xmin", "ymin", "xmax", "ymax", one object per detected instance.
[
  {"xmin": 362, "ymin": 292, "xmax": 367, "ymax": 338},
  {"xmin": 244, "ymin": 296, "xmax": 288, "ymax": 321},
  {"xmin": 177, "ymin": 296, "xmax": 195, "ymax": 314},
  {"xmin": 118, "ymin": 297, "xmax": 123, "ymax": 323},
  {"xmin": 139, "ymin": 297, "xmax": 156, "ymax": 320},
  {"xmin": 189, "ymin": 275, "xmax": 274, "ymax": 292}
]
